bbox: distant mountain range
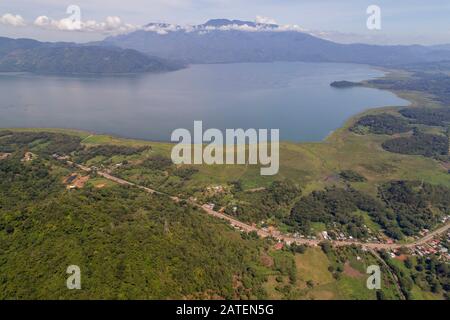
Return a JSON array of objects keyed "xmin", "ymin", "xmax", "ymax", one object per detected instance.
[
  {"xmin": 2, "ymin": 19, "xmax": 450, "ymax": 74},
  {"xmin": 104, "ymin": 19, "xmax": 450, "ymax": 66},
  {"xmin": 0, "ymin": 37, "xmax": 183, "ymax": 74}
]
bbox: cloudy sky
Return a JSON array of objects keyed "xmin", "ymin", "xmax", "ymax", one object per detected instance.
[{"xmin": 1, "ymin": 0, "xmax": 450, "ymax": 45}]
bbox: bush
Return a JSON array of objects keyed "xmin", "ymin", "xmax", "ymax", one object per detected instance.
[{"xmin": 339, "ymin": 170, "xmax": 367, "ymax": 182}]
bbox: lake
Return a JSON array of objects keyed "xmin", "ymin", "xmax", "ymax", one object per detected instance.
[{"xmin": 0, "ymin": 62, "xmax": 408, "ymax": 142}]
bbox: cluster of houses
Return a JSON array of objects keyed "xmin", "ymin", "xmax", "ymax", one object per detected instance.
[
  {"xmin": 320, "ymin": 230, "xmax": 384, "ymax": 243},
  {"xmin": 261, "ymin": 226, "xmax": 283, "ymax": 239},
  {"xmin": 411, "ymin": 232, "xmax": 449, "ymax": 261},
  {"xmin": 327, "ymin": 231, "xmax": 356, "ymax": 241},
  {"xmin": 205, "ymin": 185, "xmax": 226, "ymax": 196},
  {"xmin": 284, "ymin": 221, "xmax": 387, "ymax": 243},
  {"xmin": 289, "ymin": 232, "xmax": 316, "ymax": 241}
]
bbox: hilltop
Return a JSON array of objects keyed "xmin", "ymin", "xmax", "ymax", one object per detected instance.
[{"xmin": 104, "ymin": 19, "xmax": 450, "ymax": 65}]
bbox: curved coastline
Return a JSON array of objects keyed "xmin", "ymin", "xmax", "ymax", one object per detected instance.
[
  {"xmin": 0, "ymin": 62, "xmax": 408, "ymax": 143},
  {"xmin": 2, "ymin": 67, "xmax": 415, "ymax": 146}
]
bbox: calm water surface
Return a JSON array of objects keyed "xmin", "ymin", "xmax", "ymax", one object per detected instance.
[{"xmin": 0, "ymin": 62, "xmax": 408, "ymax": 142}]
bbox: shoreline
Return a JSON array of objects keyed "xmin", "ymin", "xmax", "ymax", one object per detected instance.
[
  {"xmin": 1, "ymin": 91, "xmax": 415, "ymax": 149},
  {"xmin": 0, "ymin": 64, "xmax": 410, "ymax": 145}
]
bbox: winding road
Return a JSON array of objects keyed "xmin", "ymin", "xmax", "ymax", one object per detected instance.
[{"xmin": 67, "ymin": 161, "xmax": 450, "ymax": 251}]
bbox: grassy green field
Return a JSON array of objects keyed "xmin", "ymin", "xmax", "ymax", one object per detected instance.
[
  {"xmin": 4, "ymin": 70, "xmax": 449, "ymax": 211},
  {"xmin": 9, "ymin": 98, "xmax": 448, "ymax": 198},
  {"xmin": 261, "ymin": 246, "xmax": 403, "ymax": 300},
  {"xmin": 6, "ymin": 95, "xmax": 449, "ymax": 197}
]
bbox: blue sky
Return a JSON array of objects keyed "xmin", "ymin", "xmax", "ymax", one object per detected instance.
[{"xmin": 0, "ymin": 0, "xmax": 449, "ymax": 44}]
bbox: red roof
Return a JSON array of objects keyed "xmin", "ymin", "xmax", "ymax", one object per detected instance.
[{"xmin": 274, "ymin": 242, "xmax": 284, "ymax": 250}]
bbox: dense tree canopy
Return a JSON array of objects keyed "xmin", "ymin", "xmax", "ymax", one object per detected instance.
[
  {"xmin": 0, "ymin": 157, "xmax": 268, "ymax": 299},
  {"xmin": 399, "ymin": 107, "xmax": 450, "ymax": 127},
  {"xmin": 382, "ymin": 130, "xmax": 449, "ymax": 158},
  {"xmin": 351, "ymin": 114, "xmax": 411, "ymax": 135}
]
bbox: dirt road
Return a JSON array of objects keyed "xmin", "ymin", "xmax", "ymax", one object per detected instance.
[{"xmin": 68, "ymin": 160, "xmax": 449, "ymax": 250}]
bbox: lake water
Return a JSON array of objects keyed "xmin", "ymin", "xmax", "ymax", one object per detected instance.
[{"xmin": 0, "ymin": 62, "xmax": 408, "ymax": 142}]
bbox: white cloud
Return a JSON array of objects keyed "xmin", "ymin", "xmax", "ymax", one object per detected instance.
[
  {"xmin": 209, "ymin": 24, "xmax": 259, "ymax": 32},
  {"xmin": 192, "ymin": 18, "xmax": 306, "ymax": 34},
  {"xmin": 33, "ymin": 15, "xmax": 139, "ymax": 34},
  {"xmin": 276, "ymin": 24, "xmax": 307, "ymax": 33},
  {"xmin": 3, "ymin": 11, "xmax": 307, "ymax": 37},
  {"xmin": 0, "ymin": 13, "xmax": 26, "ymax": 27},
  {"xmin": 143, "ymin": 23, "xmax": 181, "ymax": 34},
  {"xmin": 34, "ymin": 15, "xmax": 78, "ymax": 31},
  {"xmin": 34, "ymin": 16, "xmax": 50, "ymax": 27},
  {"xmin": 82, "ymin": 16, "xmax": 139, "ymax": 33},
  {"xmin": 255, "ymin": 16, "xmax": 277, "ymax": 25},
  {"xmin": 141, "ymin": 16, "xmax": 308, "ymax": 36}
]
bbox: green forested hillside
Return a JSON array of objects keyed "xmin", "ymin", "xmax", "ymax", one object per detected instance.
[
  {"xmin": 350, "ymin": 114, "xmax": 411, "ymax": 135},
  {"xmin": 382, "ymin": 130, "xmax": 449, "ymax": 158},
  {"xmin": 0, "ymin": 156, "xmax": 267, "ymax": 299},
  {"xmin": 0, "ymin": 37, "xmax": 182, "ymax": 74},
  {"xmin": 0, "ymin": 126, "xmax": 447, "ymax": 300}
]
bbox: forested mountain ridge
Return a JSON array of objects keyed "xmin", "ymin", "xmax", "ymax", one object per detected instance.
[{"xmin": 0, "ymin": 37, "xmax": 183, "ymax": 74}]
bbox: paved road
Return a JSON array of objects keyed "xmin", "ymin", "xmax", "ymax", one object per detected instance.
[
  {"xmin": 68, "ymin": 161, "xmax": 449, "ymax": 250},
  {"xmin": 202, "ymin": 204, "xmax": 449, "ymax": 250},
  {"xmin": 404, "ymin": 223, "xmax": 450, "ymax": 248}
]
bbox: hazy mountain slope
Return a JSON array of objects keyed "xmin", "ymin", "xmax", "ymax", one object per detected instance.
[
  {"xmin": 104, "ymin": 19, "xmax": 450, "ymax": 66},
  {"xmin": 0, "ymin": 37, "xmax": 182, "ymax": 74}
]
